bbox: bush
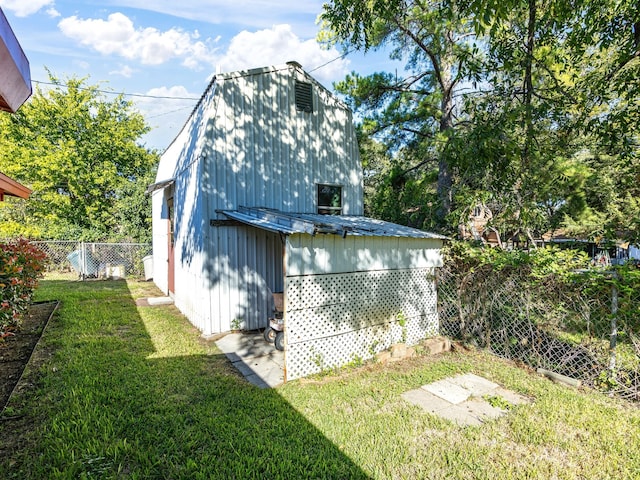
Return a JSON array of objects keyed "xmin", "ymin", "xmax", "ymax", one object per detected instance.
[{"xmin": 0, "ymin": 239, "xmax": 47, "ymax": 337}]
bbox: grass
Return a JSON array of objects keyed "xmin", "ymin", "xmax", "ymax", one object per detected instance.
[{"xmin": 1, "ymin": 277, "xmax": 640, "ymax": 479}]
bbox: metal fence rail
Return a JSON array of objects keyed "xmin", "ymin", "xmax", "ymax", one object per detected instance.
[
  {"xmin": 32, "ymin": 241, "xmax": 151, "ymax": 280},
  {"xmin": 437, "ymin": 263, "xmax": 640, "ymax": 401}
]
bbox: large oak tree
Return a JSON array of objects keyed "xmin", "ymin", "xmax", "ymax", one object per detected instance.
[{"xmin": 0, "ymin": 74, "xmax": 158, "ymax": 241}]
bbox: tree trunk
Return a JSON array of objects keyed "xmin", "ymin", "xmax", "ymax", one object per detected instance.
[{"xmin": 437, "ymin": 40, "xmax": 455, "ymax": 222}]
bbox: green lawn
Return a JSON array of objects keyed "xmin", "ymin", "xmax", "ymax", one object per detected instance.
[{"xmin": 1, "ymin": 278, "xmax": 639, "ymax": 479}]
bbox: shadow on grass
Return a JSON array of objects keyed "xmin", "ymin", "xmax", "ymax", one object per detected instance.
[{"xmin": 0, "ymin": 279, "xmax": 369, "ymax": 479}]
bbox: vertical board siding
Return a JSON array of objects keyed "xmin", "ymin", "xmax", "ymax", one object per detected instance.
[
  {"xmin": 151, "ymin": 190, "xmax": 169, "ymax": 293},
  {"xmin": 205, "ymin": 225, "xmax": 284, "ymax": 333},
  {"xmin": 205, "ymin": 65, "xmax": 363, "ymax": 217},
  {"xmin": 198, "ymin": 65, "xmax": 361, "ymax": 333},
  {"xmin": 154, "ymin": 64, "xmax": 365, "ymax": 335}
]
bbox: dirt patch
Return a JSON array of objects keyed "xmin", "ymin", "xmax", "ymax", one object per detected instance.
[{"xmin": 0, "ymin": 301, "xmax": 58, "ymax": 412}]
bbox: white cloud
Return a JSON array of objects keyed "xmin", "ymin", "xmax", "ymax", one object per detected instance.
[
  {"xmin": 135, "ymin": 85, "xmax": 200, "ymax": 150},
  {"xmin": 217, "ymin": 24, "xmax": 349, "ymax": 85},
  {"xmin": 143, "ymin": 85, "xmax": 196, "ymax": 100},
  {"xmin": 94, "ymin": 1, "xmax": 324, "ymax": 33},
  {"xmin": 0, "ymin": 0, "xmax": 55, "ymax": 17},
  {"xmin": 73, "ymin": 59, "xmax": 90, "ymax": 70},
  {"xmin": 58, "ymin": 12, "xmax": 219, "ymax": 69},
  {"xmin": 109, "ymin": 65, "xmax": 135, "ymax": 78}
]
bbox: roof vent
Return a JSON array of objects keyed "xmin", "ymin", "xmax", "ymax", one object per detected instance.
[{"xmin": 295, "ymin": 80, "xmax": 313, "ymax": 113}]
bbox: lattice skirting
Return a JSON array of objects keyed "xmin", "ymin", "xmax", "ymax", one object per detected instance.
[{"xmin": 285, "ymin": 268, "xmax": 439, "ymax": 380}]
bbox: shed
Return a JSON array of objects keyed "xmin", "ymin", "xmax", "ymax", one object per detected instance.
[{"xmin": 150, "ymin": 62, "xmax": 446, "ymax": 380}]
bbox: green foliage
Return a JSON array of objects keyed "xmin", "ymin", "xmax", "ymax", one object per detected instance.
[
  {"xmin": 444, "ymin": 241, "xmax": 590, "ymax": 281},
  {"xmin": 483, "ymin": 394, "xmax": 513, "ymax": 410},
  {"xmin": 0, "ymin": 73, "xmax": 158, "ymax": 241},
  {"xmin": 0, "ymin": 239, "xmax": 47, "ymax": 335},
  {"xmin": 322, "ymin": 0, "xmax": 640, "ymax": 242},
  {"xmin": 574, "ymin": 263, "xmax": 640, "ymax": 337},
  {"xmin": 322, "ymin": 0, "xmax": 483, "ymax": 224}
]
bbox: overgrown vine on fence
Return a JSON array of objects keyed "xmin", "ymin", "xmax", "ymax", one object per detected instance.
[{"xmin": 440, "ymin": 241, "xmax": 640, "ymax": 400}]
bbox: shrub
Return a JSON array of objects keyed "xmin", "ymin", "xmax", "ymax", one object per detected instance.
[{"xmin": 0, "ymin": 239, "xmax": 47, "ymax": 337}]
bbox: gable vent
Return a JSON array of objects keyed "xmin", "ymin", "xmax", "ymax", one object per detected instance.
[{"xmin": 295, "ymin": 81, "xmax": 313, "ymax": 113}]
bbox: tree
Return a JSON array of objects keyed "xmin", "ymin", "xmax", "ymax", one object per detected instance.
[
  {"xmin": 446, "ymin": 0, "xmax": 590, "ymax": 243},
  {"xmin": 566, "ymin": 0, "xmax": 640, "ymax": 242},
  {"xmin": 465, "ymin": 0, "xmax": 640, "ymax": 242},
  {"xmin": 319, "ymin": 0, "xmax": 484, "ymax": 226},
  {"xmin": 0, "ymin": 73, "xmax": 158, "ymax": 241},
  {"xmin": 322, "ymin": 0, "xmax": 639, "ymax": 244}
]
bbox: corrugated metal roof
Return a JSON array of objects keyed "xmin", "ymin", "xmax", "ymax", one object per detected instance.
[{"xmin": 220, "ymin": 207, "xmax": 448, "ymax": 240}]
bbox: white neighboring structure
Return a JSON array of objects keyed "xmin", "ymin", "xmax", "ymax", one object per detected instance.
[{"xmin": 150, "ymin": 62, "xmax": 446, "ymax": 380}]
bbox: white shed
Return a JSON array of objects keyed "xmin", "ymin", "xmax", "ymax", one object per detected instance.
[{"xmin": 150, "ymin": 62, "xmax": 446, "ymax": 380}]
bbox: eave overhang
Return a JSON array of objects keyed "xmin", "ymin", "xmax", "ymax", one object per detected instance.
[
  {"xmin": 0, "ymin": 172, "xmax": 31, "ymax": 201},
  {"xmin": 0, "ymin": 8, "xmax": 32, "ymax": 113}
]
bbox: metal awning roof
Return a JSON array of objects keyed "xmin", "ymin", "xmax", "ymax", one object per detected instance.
[
  {"xmin": 146, "ymin": 178, "xmax": 175, "ymax": 194},
  {"xmin": 219, "ymin": 207, "xmax": 448, "ymax": 240},
  {"xmin": 0, "ymin": 8, "xmax": 31, "ymax": 113}
]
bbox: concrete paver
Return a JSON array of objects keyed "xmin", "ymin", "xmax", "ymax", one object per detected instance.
[
  {"xmin": 403, "ymin": 373, "xmax": 531, "ymax": 426},
  {"xmin": 450, "ymin": 373, "xmax": 499, "ymax": 395},
  {"xmin": 402, "ymin": 389, "xmax": 454, "ymax": 413},
  {"xmin": 437, "ymin": 404, "xmax": 484, "ymax": 427},
  {"xmin": 494, "ymin": 386, "xmax": 530, "ymax": 405},
  {"xmin": 215, "ymin": 332, "xmax": 284, "ymax": 388},
  {"xmin": 423, "ymin": 379, "xmax": 471, "ymax": 404}
]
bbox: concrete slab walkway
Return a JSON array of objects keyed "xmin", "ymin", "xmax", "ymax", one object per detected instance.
[
  {"xmin": 402, "ymin": 373, "xmax": 530, "ymax": 426},
  {"xmin": 135, "ymin": 296, "xmax": 174, "ymax": 306},
  {"xmin": 215, "ymin": 332, "xmax": 284, "ymax": 388}
]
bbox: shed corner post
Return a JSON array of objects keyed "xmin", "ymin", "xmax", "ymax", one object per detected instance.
[{"xmin": 282, "ymin": 233, "xmax": 290, "ymax": 383}]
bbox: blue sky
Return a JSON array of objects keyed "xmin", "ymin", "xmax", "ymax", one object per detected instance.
[{"xmin": 1, "ymin": 0, "xmax": 395, "ymax": 151}]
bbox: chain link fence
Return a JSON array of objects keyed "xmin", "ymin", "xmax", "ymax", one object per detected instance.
[
  {"xmin": 31, "ymin": 241, "xmax": 152, "ymax": 280},
  {"xmin": 438, "ymin": 263, "xmax": 640, "ymax": 402}
]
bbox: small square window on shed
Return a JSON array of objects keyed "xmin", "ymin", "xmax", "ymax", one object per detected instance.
[
  {"xmin": 295, "ymin": 81, "xmax": 313, "ymax": 113},
  {"xmin": 317, "ymin": 184, "xmax": 342, "ymax": 215}
]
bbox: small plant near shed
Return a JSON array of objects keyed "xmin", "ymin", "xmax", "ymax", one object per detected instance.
[
  {"xmin": 396, "ymin": 311, "xmax": 407, "ymax": 343},
  {"xmin": 346, "ymin": 354, "xmax": 364, "ymax": 368},
  {"xmin": 309, "ymin": 346, "xmax": 326, "ymax": 372},
  {"xmin": 368, "ymin": 340, "xmax": 380, "ymax": 356}
]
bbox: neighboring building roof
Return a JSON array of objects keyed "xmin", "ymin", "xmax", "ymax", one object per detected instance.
[
  {"xmin": 0, "ymin": 7, "xmax": 31, "ymax": 113},
  {"xmin": 220, "ymin": 206, "xmax": 448, "ymax": 240},
  {"xmin": 0, "ymin": 171, "xmax": 31, "ymax": 200}
]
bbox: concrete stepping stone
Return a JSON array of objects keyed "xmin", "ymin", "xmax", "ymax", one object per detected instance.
[
  {"xmin": 449, "ymin": 373, "xmax": 499, "ymax": 396},
  {"xmin": 422, "ymin": 379, "xmax": 471, "ymax": 404},
  {"xmin": 403, "ymin": 373, "xmax": 531, "ymax": 426}
]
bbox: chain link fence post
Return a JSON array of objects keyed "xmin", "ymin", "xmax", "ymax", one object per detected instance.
[{"xmin": 609, "ymin": 270, "xmax": 619, "ymax": 375}]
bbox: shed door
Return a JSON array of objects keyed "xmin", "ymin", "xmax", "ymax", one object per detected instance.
[{"xmin": 167, "ymin": 195, "xmax": 175, "ymax": 294}]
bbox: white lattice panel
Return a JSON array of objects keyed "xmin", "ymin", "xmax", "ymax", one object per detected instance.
[
  {"xmin": 286, "ymin": 313, "xmax": 438, "ymax": 379},
  {"xmin": 286, "ymin": 268, "xmax": 436, "ymax": 311},
  {"xmin": 284, "ymin": 268, "xmax": 439, "ymax": 380}
]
